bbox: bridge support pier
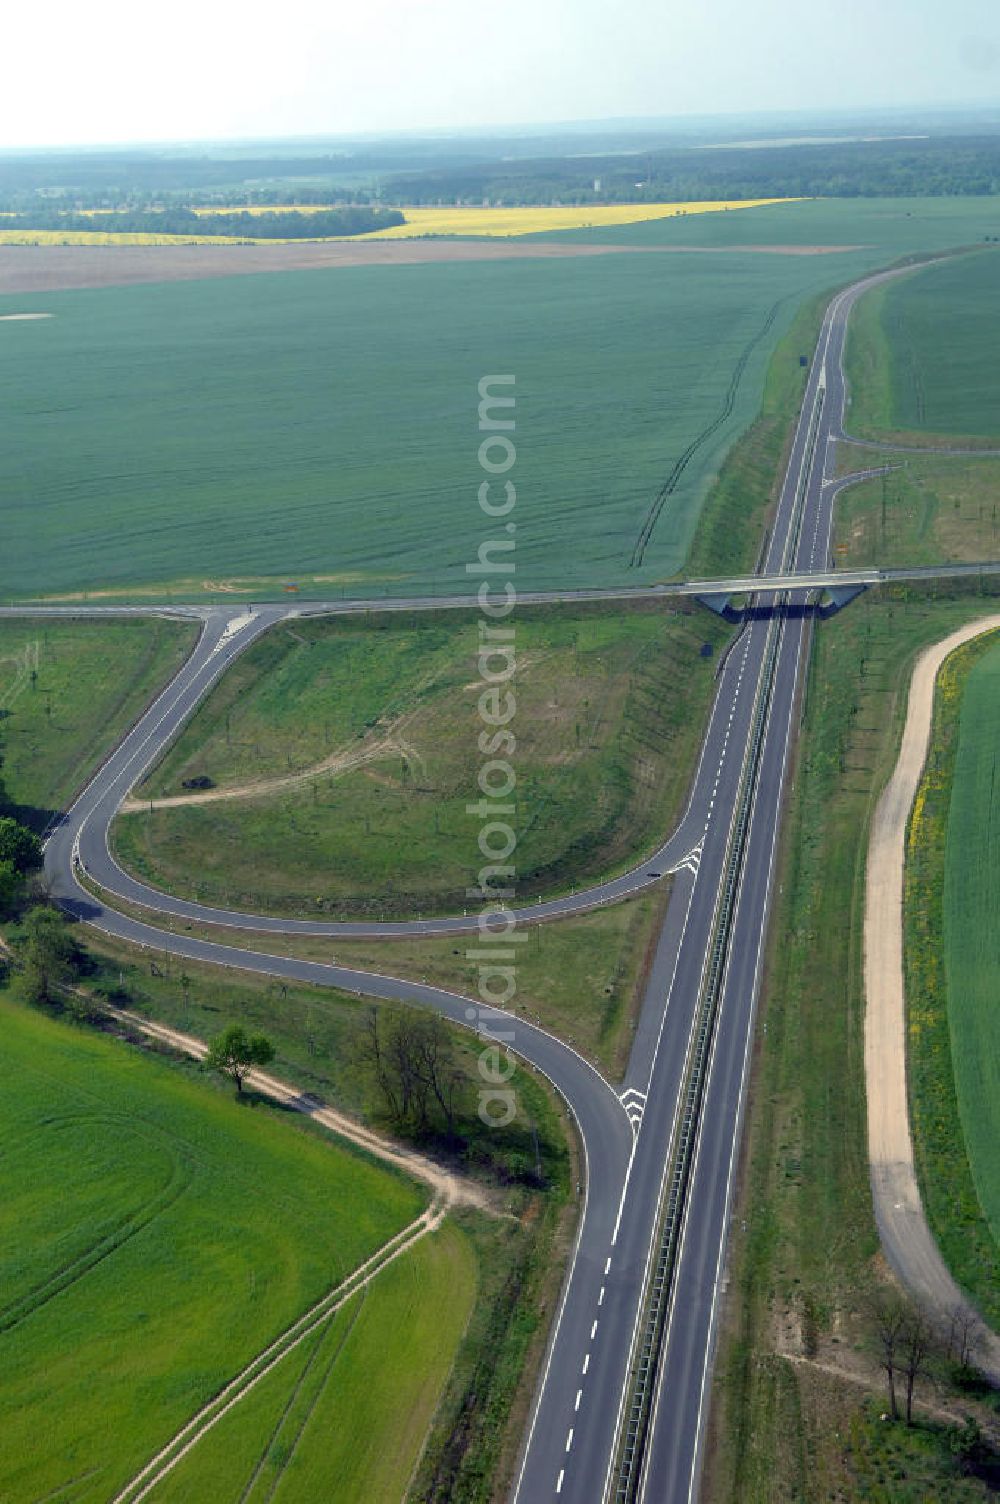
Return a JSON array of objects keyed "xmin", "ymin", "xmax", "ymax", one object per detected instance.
[
  {"xmin": 694, "ymin": 592, "xmax": 742, "ymax": 620},
  {"xmin": 819, "ymin": 583, "xmax": 868, "ymax": 616}
]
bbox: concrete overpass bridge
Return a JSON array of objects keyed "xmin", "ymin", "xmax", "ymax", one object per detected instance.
[
  {"xmin": 659, "ymin": 559, "xmax": 1000, "ymax": 616},
  {"xmin": 4, "ymin": 562, "xmax": 1000, "ymax": 631}
]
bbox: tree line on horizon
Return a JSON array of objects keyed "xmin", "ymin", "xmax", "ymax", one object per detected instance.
[
  {"xmin": 0, "ymin": 204, "xmax": 405, "ymax": 238},
  {"xmin": 384, "ymin": 135, "xmax": 1000, "ymax": 205}
]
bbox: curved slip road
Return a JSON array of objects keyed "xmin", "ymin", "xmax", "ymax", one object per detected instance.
[
  {"xmin": 21, "ymin": 257, "xmax": 948, "ymax": 1502},
  {"xmin": 864, "ymin": 615, "xmax": 1000, "ymax": 1381},
  {"xmin": 38, "ymin": 594, "xmax": 721, "ymax": 938}
]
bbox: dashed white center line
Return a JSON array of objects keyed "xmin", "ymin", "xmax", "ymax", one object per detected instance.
[
  {"xmin": 556, "ymin": 1468, "xmax": 565, "ymax": 1494},
  {"xmin": 598, "ymin": 1285, "xmax": 605, "ymax": 1306},
  {"xmin": 604, "ymin": 1257, "xmax": 611, "ymax": 1275},
  {"xmin": 582, "ymin": 1352, "xmax": 590, "ymax": 1374},
  {"xmin": 565, "ymin": 1428, "xmax": 574, "ymax": 1453},
  {"xmin": 591, "ymin": 1320, "xmax": 599, "ymax": 1340},
  {"xmin": 575, "ymin": 1388, "xmax": 582, "ymax": 1412}
]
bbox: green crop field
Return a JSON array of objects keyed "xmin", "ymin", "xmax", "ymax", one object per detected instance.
[
  {"xmin": 942, "ymin": 639, "xmax": 1000, "ymax": 1249},
  {"xmin": 943, "ymin": 638, "xmax": 1000, "ymax": 1243},
  {"xmin": 0, "ymin": 616, "xmax": 196, "ymax": 821},
  {"xmin": 846, "ymin": 248, "xmax": 1000, "ymax": 442},
  {"xmin": 0, "ymin": 993, "xmax": 424, "ymax": 1504},
  {"xmin": 537, "ymin": 195, "xmax": 1000, "ymax": 253},
  {"xmin": 3, "ymin": 199, "xmax": 1000, "ymax": 605},
  {"xmin": 115, "ymin": 604, "xmax": 728, "ymax": 917},
  {"xmin": 66, "ymin": 931, "xmax": 573, "ymax": 1500},
  {"xmin": 3, "ymin": 201, "xmax": 975, "ymax": 607},
  {"xmin": 904, "ymin": 630, "xmax": 1000, "ymax": 1332},
  {"xmin": 140, "ymin": 1221, "xmax": 476, "ymax": 1504}
]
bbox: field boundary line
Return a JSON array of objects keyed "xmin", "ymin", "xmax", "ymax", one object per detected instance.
[
  {"xmin": 110, "ymin": 1200, "xmax": 446, "ymax": 1504},
  {"xmin": 93, "ymin": 1001, "xmax": 486, "ymax": 1210}
]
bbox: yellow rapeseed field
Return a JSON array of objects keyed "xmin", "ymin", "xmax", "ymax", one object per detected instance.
[
  {"xmin": 347, "ymin": 200, "xmax": 797, "ymax": 238},
  {"xmin": 0, "ymin": 228, "xmax": 253, "ymax": 246},
  {"xmin": 0, "ymin": 199, "xmax": 798, "ymax": 247}
]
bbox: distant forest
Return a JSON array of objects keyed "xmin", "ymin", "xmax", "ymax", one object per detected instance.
[
  {"xmin": 383, "ymin": 137, "xmax": 1000, "ymax": 205},
  {"xmin": 3, "ymin": 131, "xmax": 1000, "ymax": 213},
  {"xmin": 0, "ymin": 205, "xmax": 404, "ymax": 238}
]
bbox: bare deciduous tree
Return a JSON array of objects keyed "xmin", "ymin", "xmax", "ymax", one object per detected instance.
[
  {"xmin": 945, "ymin": 1305, "xmax": 984, "ymax": 1370},
  {"xmin": 901, "ymin": 1310, "xmax": 932, "ymax": 1425},
  {"xmin": 872, "ymin": 1295, "xmax": 908, "ymax": 1420},
  {"xmin": 357, "ymin": 1007, "xmax": 466, "ymax": 1137}
]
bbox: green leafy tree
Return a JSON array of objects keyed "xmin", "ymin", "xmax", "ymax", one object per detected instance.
[
  {"xmin": 19, "ymin": 906, "xmax": 80, "ymax": 1004},
  {"xmin": 205, "ymin": 1024, "xmax": 275, "ymax": 1094},
  {"xmin": 0, "ymin": 817, "xmax": 42, "ymax": 874},
  {"xmin": 0, "ymin": 859, "xmax": 23, "ymax": 920}
]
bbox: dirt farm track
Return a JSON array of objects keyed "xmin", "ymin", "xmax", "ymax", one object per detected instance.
[{"xmin": 0, "ymin": 238, "xmax": 858, "ymax": 293}]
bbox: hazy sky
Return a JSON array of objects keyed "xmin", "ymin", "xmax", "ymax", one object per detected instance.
[{"xmin": 3, "ymin": 0, "xmax": 1000, "ymax": 148}]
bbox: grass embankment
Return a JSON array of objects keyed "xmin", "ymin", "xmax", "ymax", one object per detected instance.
[
  {"xmin": 705, "ymin": 584, "xmax": 1000, "ymax": 1504},
  {"xmin": 0, "ymin": 616, "xmax": 197, "ymax": 824},
  {"xmin": 845, "ymin": 249, "xmax": 1000, "ymax": 445},
  {"xmin": 0, "ymin": 992, "xmax": 425, "ymax": 1504},
  {"xmin": 115, "ymin": 605, "xmax": 727, "ymax": 919},
  {"xmin": 52, "ymin": 929, "xmax": 574, "ymax": 1502},
  {"xmin": 834, "ymin": 446, "xmax": 1000, "ymax": 570},
  {"xmin": 905, "ymin": 631, "xmax": 1000, "ymax": 1332},
  {"xmin": 78, "ymin": 927, "xmax": 572, "ymax": 1185},
  {"xmin": 81, "ymin": 879, "xmax": 666, "ymax": 1081}
]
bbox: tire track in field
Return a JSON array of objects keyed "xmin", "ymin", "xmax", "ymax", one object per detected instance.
[
  {"xmin": 630, "ymin": 300, "xmax": 784, "ymax": 569},
  {"xmin": 0, "ymin": 1128, "xmax": 193, "ymax": 1334},
  {"xmin": 254, "ymin": 1287, "xmax": 368, "ymax": 1503},
  {"xmin": 29, "ymin": 1466, "xmax": 103, "ymax": 1504},
  {"xmin": 110, "ymin": 1201, "xmax": 446, "ymax": 1504},
  {"xmin": 0, "ymin": 639, "xmax": 41, "ymax": 710}
]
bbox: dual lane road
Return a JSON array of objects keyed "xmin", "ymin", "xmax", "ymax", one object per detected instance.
[{"xmin": 20, "ymin": 260, "xmax": 927, "ymax": 1502}]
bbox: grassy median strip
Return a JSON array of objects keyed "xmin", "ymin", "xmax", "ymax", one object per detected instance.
[
  {"xmin": 905, "ymin": 630, "xmax": 1000, "ymax": 1331},
  {"xmin": 77, "ymin": 869, "xmax": 667, "ymax": 1081}
]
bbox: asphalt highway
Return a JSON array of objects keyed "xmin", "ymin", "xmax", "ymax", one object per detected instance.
[{"xmin": 28, "ymin": 259, "xmax": 932, "ymax": 1502}]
